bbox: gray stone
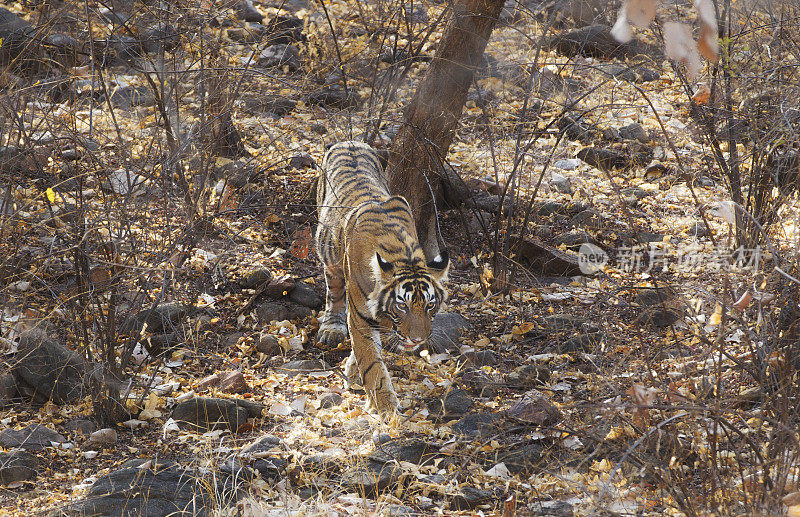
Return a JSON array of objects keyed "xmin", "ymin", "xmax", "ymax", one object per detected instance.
[
  {"xmin": 636, "ymin": 308, "xmax": 683, "ymax": 328},
  {"xmin": 484, "ymin": 443, "xmax": 546, "ymax": 476},
  {"xmin": 256, "ymin": 333, "xmax": 280, "ymax": 355},
  {"xmin": 451, "ymin": 486, "xmax": 493, "ymax": 511},
  {"xmin": 507, "ymin": 390, "xmax": 562, "ymax": 426},
  {"xmin": 0, "ymin": 451, "xmax": 39, "ymax": 484},
  {"xmin": 124, "ymin": 303, "xmax": 188, "ymax": 334},
  {"xmin": 240, "ymin": 434, "xmax": 281, "ymax": 457},
  {"xmin": 427, "ymin": 388, "xmax": 474, "ymax": 419},
  {"xmin": 13, "ymin": 330, "xmax": 87, "ymax": 404},
  {"xmin": 141, "ymin": 23, "xmax": 180, "ymax": 54},
  {"xmin": 571, "ymin": 208, "xmax": 604, "ymax": 230},
  {"xmin": 258, "ymin": 44, "xmax": 301, "ymax": 71},
  {"xmin": 563, "ymin": 332, "xmax": 604, "ymax": 352},
  {"xmin": 459, "ymin": 349, "xmax": 498, "ymax": 367},
  {"xmin": 553, "ymin": 231, "xmax": 601, "ymax": 250},
  {"xmin": 688, "ymin": 221, "xmax": 710, "ymax": 238},
  {"xmin": 109, "ymin": 85, "xmax": 157, "ymax": 110},
  {"xmin": 530, "ymin": 500, "xmax": 574, "ymax": 516},
  {"xmin": 619, "ymin": 123, "xmax": 649, "ymax": 143},
  {"xmin": 306, "ymin": 87, "xmax": 361, "ymax": 109},
  {"xmin": 256, "ymin": 300, "xmax": 312, "ymax": 323},
  {"xmin": 341, "ymin": 439, "xmax": 439, "ymax": 495},
  {"xmin": 0, "ymin": 424, "xmax": 65, "ymax": 450},
  {"xmin": 288, "ymin": 282, "xmax": 323, "ymax": 308},
  {"xmin": 171, "ymin": 397, "xmax": 248, "ymax": 432},
  {"xmin": 276, "ymin": 359, "xmax": 329, "ymax": 375},
  {"xmin": 548, "ymin": 24, "xmax": 660, "ymax": 60},
  {"xmin": 243, "ymin": 95, "xmax": 297, "ymax": 116},
  {"xmin": 553, "ymin": 158, "xmax": 581, "ymax": 170},
  {"xmin": 427, "ymin": 312, "xmax": 470, "ymax": 353},
  {"xmin": 460, "ymin": 368, "xmax": 498, "ymax": 398},
  {"xmin": 57, "ymin": 459, "xmax": 214, "ymax": 517},
  {"xmin": 236, "ymin": 0, "xmax": 263, "ymax": 22},
  {"xmin": 505, "ymin": 364, "xmax": 550, "ymax": 388},
  {"xmin": 451, "ymin": 412, "xmax": 507, "ymax": 439},
  {"xmin": 0, "ymin": 373, "xmax": 17, "ymax": 406},
  {"xmin": 240, "ymin": 269, "xmax": 272, "ymax": 289},
  {"xmin": 64, "ymin": 419, "xmax": 97, "ymax": 437},
  {"xmin": 318, "ymin": 392, "xmax": 342, "ymax": 409},
  {"xmin": 635, "ymin": 286, "xmax": 677, "ymax": 306}
]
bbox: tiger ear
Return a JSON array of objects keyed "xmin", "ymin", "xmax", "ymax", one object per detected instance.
[
  {"xmin": 427, "ymin": 249, "xmax": 450, "ymax": 278},
  {"xmin": 376, "ymin": 252, "xmax": 393, "ymax": 273}
]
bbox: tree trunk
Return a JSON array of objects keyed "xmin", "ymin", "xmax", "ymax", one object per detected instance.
[{"xmin": 387, "ymin": 0, "xmax": 504, "ymax": 259}]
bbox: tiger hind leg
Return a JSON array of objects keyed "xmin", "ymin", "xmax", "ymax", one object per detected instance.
[{"xmin": 317, "ymin": 265, "xmax": 348, "ymax": 346}]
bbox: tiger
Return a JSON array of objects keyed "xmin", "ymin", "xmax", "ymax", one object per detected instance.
[{"xmin": 315, "ymin": 141, "xmax": 449, "ymax": 413}]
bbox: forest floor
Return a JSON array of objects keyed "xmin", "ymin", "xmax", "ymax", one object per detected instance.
[{"xmin": 1, "ymin": 0, "xmax": 800, "ymax": 515}]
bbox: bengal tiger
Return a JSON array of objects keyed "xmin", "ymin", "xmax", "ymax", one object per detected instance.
[{"xmin": 315, "ymin": 141, "xmax": 449, "ymax": 413}]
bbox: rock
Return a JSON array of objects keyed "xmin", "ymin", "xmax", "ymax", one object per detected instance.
[
  {"xmin": 239, "ymin": 434, "xmax": 281, "ymax": 457},
  {"xmin": 563, "ymin": 332, "xmax": 604, "ymax": 352},
  {"xmin": 0, "ymin": 424, "xmax": 65, "ymax": 450},
  {"xmin": 258, "ymin": 44, "xmax": 301, "ymax": 71},
  {"xmin": 288, "ymin": 282, "xmax": 323, "ymax": 308},
  {"xmin": 530, "ymin": 499, "xmax": 575, "ymax": 516},
  {"xmin": 197, "ymin": 373, "xmax": 221, "ymax": 391},
  {"xmin": 0, "ymin": 451, "xmax": 39, "ymax": 485},
  {"xmin": 13, "ymin": 330, "xmax": 87, "ymax": 404},
  {"xmin": 109, "ymin": 85, "xmax": 156, "ymax": 110},
  {"xmin": 645, "ymin": 162, "xmax": 671, "ymax": 178},
  {"xmin": 693, "ymin": 175, "xmax": 715, "ymax": 188},
  {"xmin": 256, "ymin": 333, "xmax": 281, "ymax": 355},
  {"xmin": 507, "ymin": 390, "xmax": 562, "ymax": 426},
  {"xmin": 372, "ymin": 431, "xmax": 392, "ymax": 445},
  {"xmin": 509, "ymin": 236, "xmax": 583, "ymax": 276},
  {"xmin": 550, "ymin": 173, "xmax": 572, "ymax": 194},
  {"xmin": 240, "ymin": 268, "xmax": 272, "ymax": 289},
  {"xmin": 109, "ymin": 34, "xmax": 142, "ymax": 65},
  {"xmin": 142, "ymin": 23, "xmax": 180, "ymax": 53},
  {"xmin": 553, "ymin": 231, "xmax": 601, "ymax": 250},
  {"xmin": 621, "ymin": 186, "xmax": 650, "ymax": 201},
  {"xmin": 104, "ymin": 168, "xmax": 148, "ymax": 196},
  {"xmin": 619, "ymin": 123, "xmax": 649, "ymax": 143},
  {"xmin": 537, "ymin": 201, "xmax": 567, "ymax": 217},
  {"xmin": 243, "ymin": 94, "xmax": 296, "ymax": 116},
  {"xmin": 688, "ymin": 221, "xmax": 710, "ymax": 238},
  {"xmin": 232, "ymin": 399, "xmax": 265, "ymax": 418},
  {"xmin": 636, "ymin": 308, "xmax": 683, "ymax": 328},
  {"xmin": 505, "ymin": 364, "xmax": 550, "ymax": 388},
  {"xmin": 459, "ymin": 350, "xmax": 498, "ymax": 367},
  {"xmin": 485, "ymin": 443, "xmax": 546, "ymax": 476},
  {"xmin": 318, "ymin": 392, "xmax": 342, "ymax": 409},
  {"xmin": 124, "ymin": 303, "xmax": 188, "ymax": 334},
  {"xmin": 577, "ymin": 147, "xmax": 630, "ymax": 172},
  {"xmin": 88, "ymin": 428, "xmax": 118, "ymax": 446},
  {"xmin": 306, "ymin": 86, "xmax": 361, "ymax": 109},
  {"xmin": 427, "ymin": 389, "xmax": 474, "ymax": 419},
  {"xmin": 0, "ymin": 373, "xmax": 18, "ymax": 406},
  {"xmin": 634, "ymin": 286, "xmax": 677, "ymax": 306},
  {"xmin": 141, "ymin": 332, "xmax": 184, "ymax": 358},
  {"xmin": 264, "ymin": 15, "xmax": 304, "ymax": 44},
  {"xmin": 236, "ymin": 0, "xmax": 264, "ymax": 22},
  {"xmin": 255, "ymin": 300, "xmax": 312, "ymax": 323},
  {"xmin": 427, "ymin": 312, "xmax": 470, "ymax": 353},
  {"xmin": 276, "ymin": 359, "xmax": 329, "ymax": 375},
  {"xmin": 171, "ymin": 397, "xmax": 248, "ymax": 432},
  {"xmin": 460, "ymin": 369, "xmax": 498, "ymax": 398},
  {"xmin": 451, "ymin": 486, "xmax": 493, "ymax": 511},
  {"xmin": 451, "ymin": 412, "xmax": 507, "ymax": 439},
  {"xmin": 0, "ymin": 7, "xmax": 39, "ymax": 71},
  {"xmin": 553, "ymin": 158, "xmax": 581, "ymax": 170},
  {"xmin": 571, "ymin": 209, "xmax": 604, "ymax": 230},
  {"xmin": 218, "ymin": 371, "xmax": 249, "ymax": 394},
  {"xmin": 342, "ymin": 439, "xmax": 438, "ymax": 495},
  {"xmin": 557, "ymin": 114, "xmax": 598, "ymax": 143},
  {"xmin": 64, "ymin": 419, "xmax": 97, "ymax": 437},
  {"xmin": 58, "ymin": 459, "xmax": 214, "ymax": 516},
  {"xmin": 547, "ymin": 24, "xmax": 660, "ymax": 60},
  {"xmin": 288, "ymin": 153, "xmax": 316, "ymax": 170},
  {"xmin": 600, "ymin": 63, "xmax": 660, "ymax": 83},
  {"xmin": 227, "ymin": 23, "xmax": 266, "ymax": 43}
]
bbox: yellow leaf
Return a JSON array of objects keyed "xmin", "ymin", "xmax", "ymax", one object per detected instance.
[{"xmin": 45, "ymin": 187, "xmax": 56, "ymax": 204}]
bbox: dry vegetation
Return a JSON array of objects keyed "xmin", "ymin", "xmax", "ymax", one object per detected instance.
[{"xmin": 1, "ymin": 0, "xmax": 800, "ymax": 515}]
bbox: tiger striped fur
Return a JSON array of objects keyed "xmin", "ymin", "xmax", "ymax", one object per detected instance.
[{"xmin": 315, "ymin": 141, "xmax": 449, "ymax": 413}]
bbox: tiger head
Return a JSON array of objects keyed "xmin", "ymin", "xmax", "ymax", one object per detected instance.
[{"xmin": 373, "ymin": 250, "xmax": 449, "ymax": 352}]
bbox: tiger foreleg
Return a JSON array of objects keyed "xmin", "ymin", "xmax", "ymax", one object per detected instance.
[
  {"xmin": 317, "ymin": 265, "xmax": 348, "ymax": 346},
  {"xmin": 347, "ymin": 312, "xmax": 399, "ymax": 414}
]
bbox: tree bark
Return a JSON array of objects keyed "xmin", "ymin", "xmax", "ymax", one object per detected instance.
[{"xmin": 387, "ymin": 0, "xmax": 505, "ymax": 259}]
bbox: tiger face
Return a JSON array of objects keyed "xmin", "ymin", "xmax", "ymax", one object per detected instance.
[{"xmin": 374, "ymin": 251, "xmax": 449, "ymax": 352}]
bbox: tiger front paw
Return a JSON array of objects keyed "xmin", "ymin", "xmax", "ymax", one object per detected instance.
[
  {"xmin": 368, "ymin": 389, "xmax": 400, "ymax": 415},
  {"xmin": 317, "ymin": 313, "xmax": 348, "ymax": 347}
]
